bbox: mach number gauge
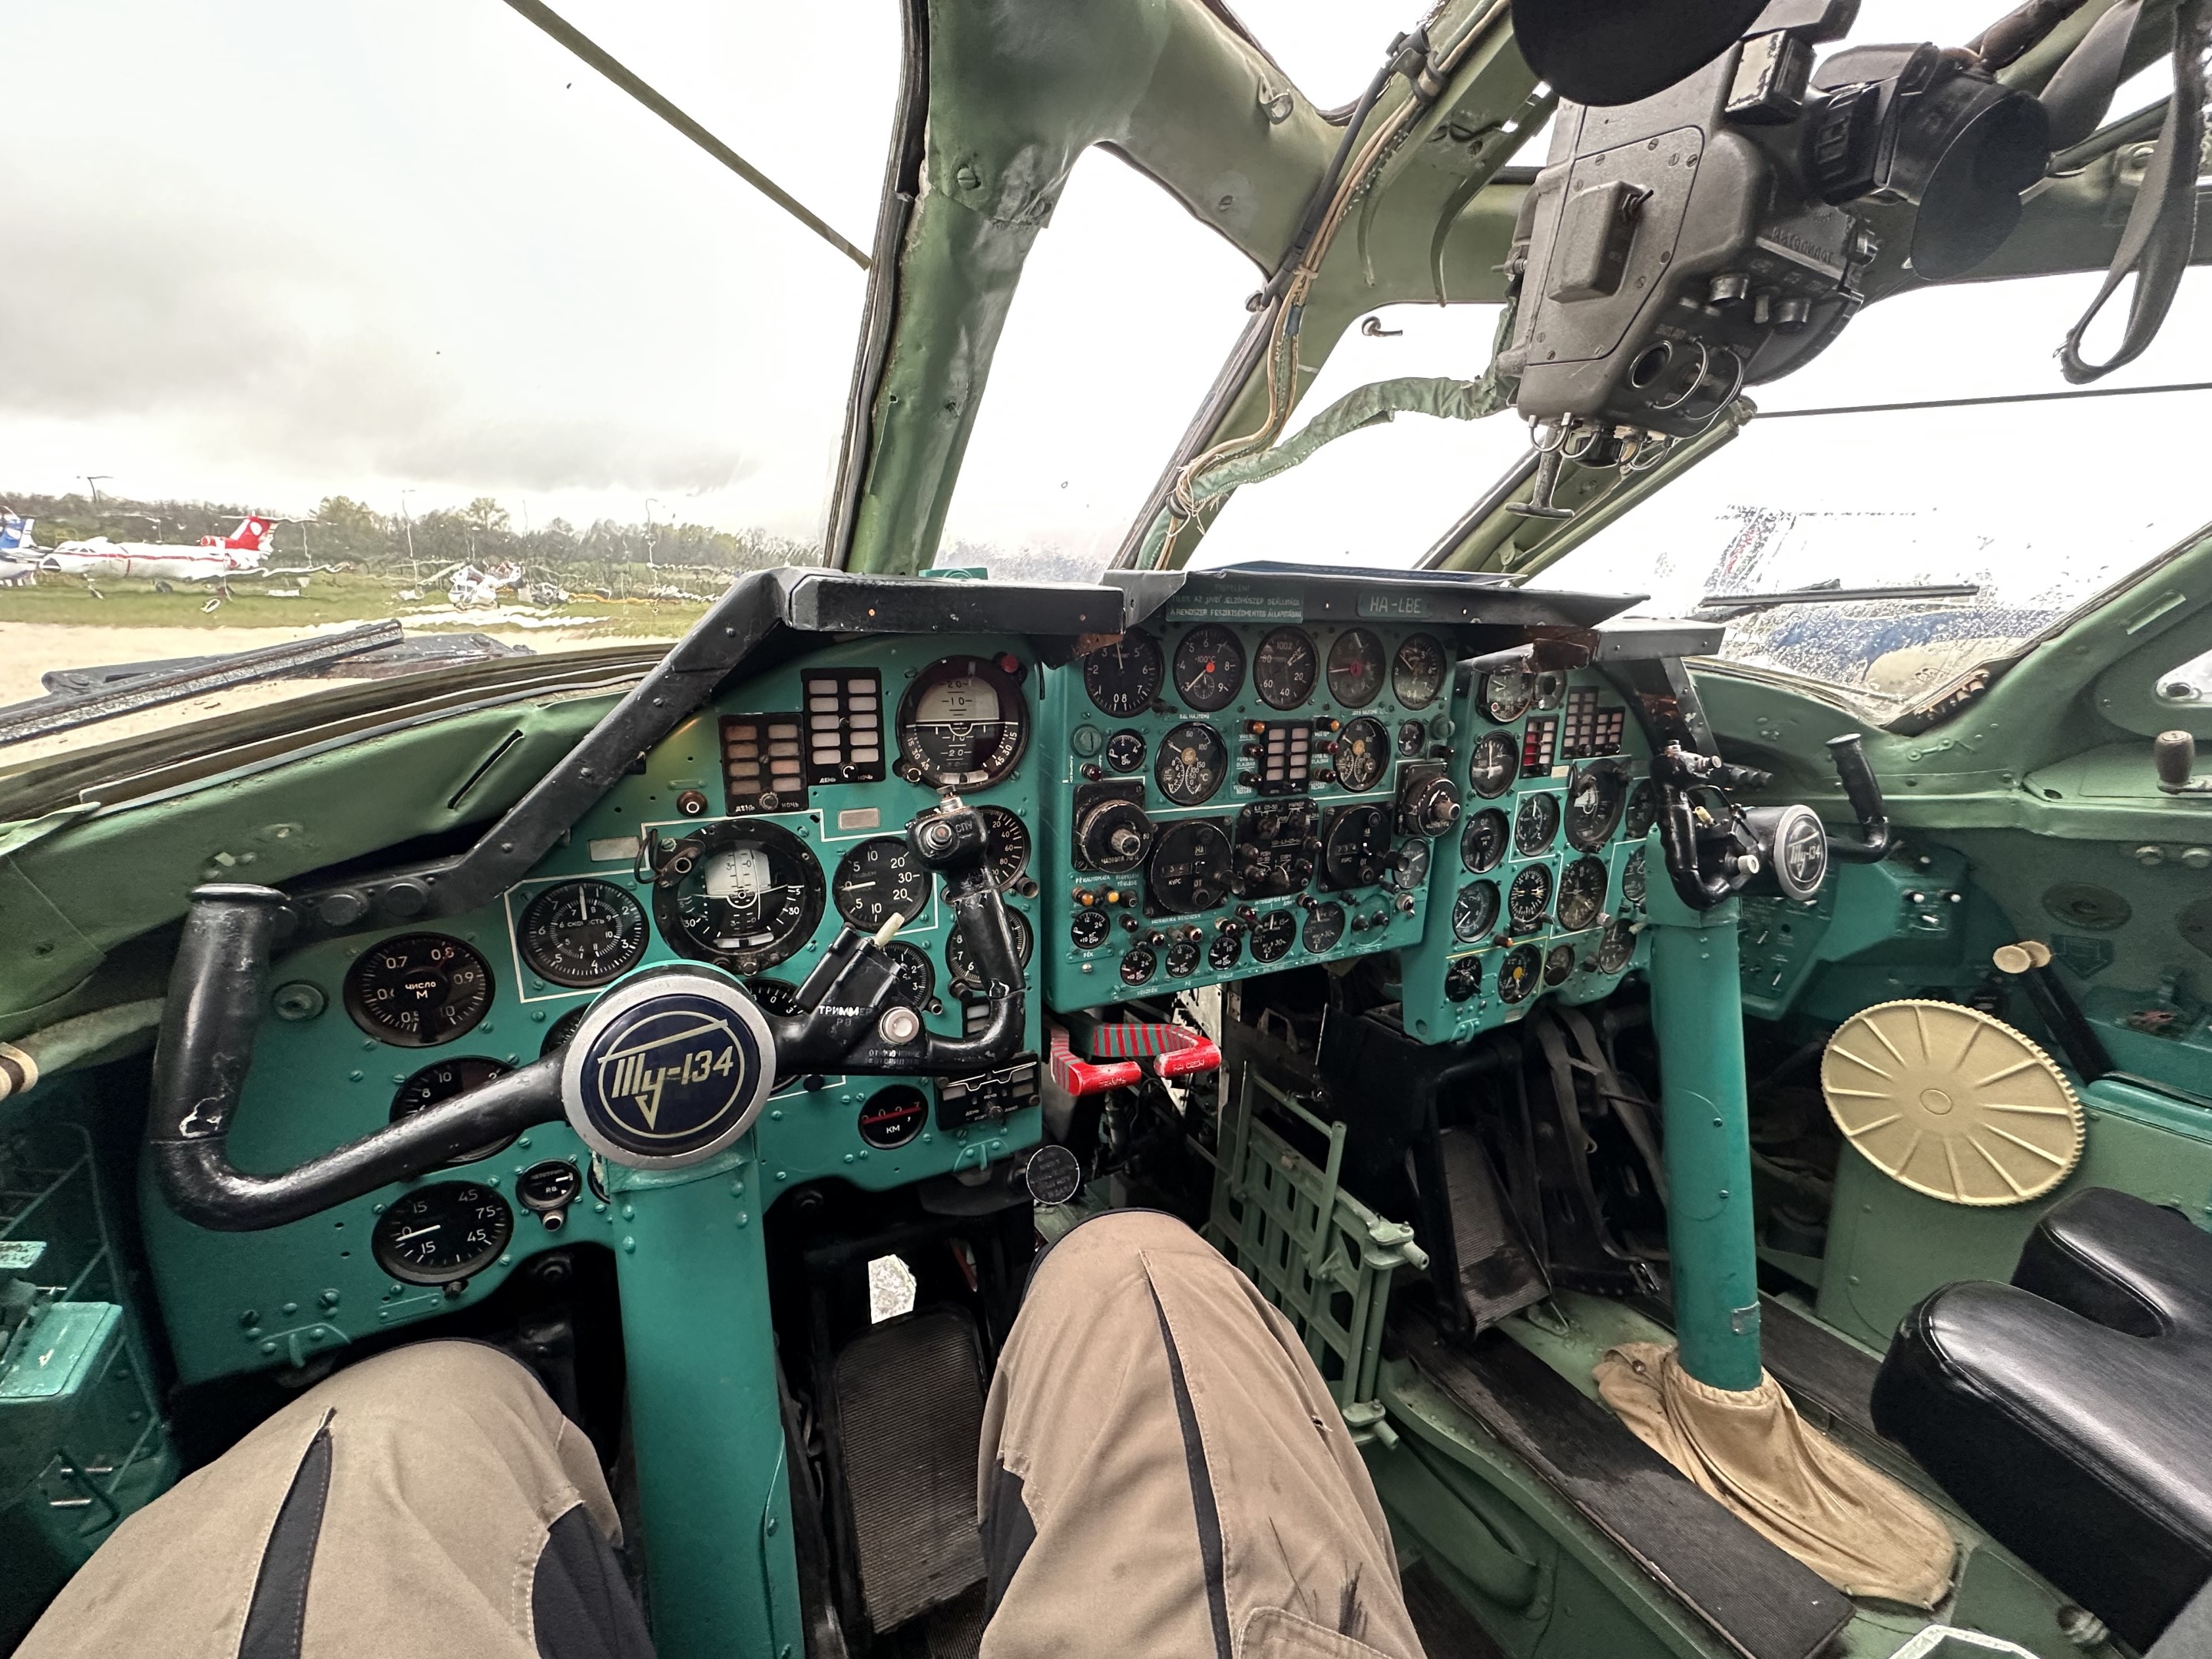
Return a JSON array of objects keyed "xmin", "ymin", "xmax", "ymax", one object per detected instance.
[
  {"xmin": 833, "ymin": 838, "xmax": 929, "ymax": 929},
  {"xmin": 654, "ymin": 820, "xmax": 824, "ymax": 975},
  {"xmin": 390, "ymin": 1058, "xmax": 515, "ymax": 1166},
  {"xmin": 897, "ymin": 656, "xmax": 1028, "ymax": 790},
  {"xmin": 345, "ymin": 934, "xmax": 492, "ymax": 1048},
  {"xmin": 1084, "ymin": 628, "xmax": 1164, "ymax": 718},
  {"xmin": 372, "ymin": 1181, "xmax": 512, "ymax": 1286},
  {"xmin": 518, "ymin": 881, "xmax": 648, "ymax": 988}
]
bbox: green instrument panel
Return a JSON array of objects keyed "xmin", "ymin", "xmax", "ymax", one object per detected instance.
[
  {"xmin": 1396, "ymin": 666, "xmax": 1654, "ymax": 1044},
  {"xmin": 143, "ymin": 634, "xmax": 1046, "ymax": 1386}
]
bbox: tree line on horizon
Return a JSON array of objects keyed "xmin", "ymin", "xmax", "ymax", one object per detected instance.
[{"xmin": 0, "ymin": 489, "xmax": 818, "ymax": 578}]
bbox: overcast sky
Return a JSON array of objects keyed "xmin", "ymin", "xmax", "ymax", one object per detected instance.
[{"xmin": 2, "ymin": 0, "xmax": 2199, "ymax": 585}]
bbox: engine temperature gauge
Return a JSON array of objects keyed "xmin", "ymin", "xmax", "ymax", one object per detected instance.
[
  {"xmin": 518, "ymin": 881, "xmax": 647, "ymax": 988},
  {"xmin": 1155, "ymin": 723, "xmax": 1228, "ymax": 806}
]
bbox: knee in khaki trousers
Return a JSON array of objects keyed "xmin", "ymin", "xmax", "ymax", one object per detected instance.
[{"xmin": 977, "ymin": 1210, "xmax": 1426, "ymax": 1659}]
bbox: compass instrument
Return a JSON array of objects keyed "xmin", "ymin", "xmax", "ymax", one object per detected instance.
[
  {"xmin": 1461, "ymin": 808, "xmax": 1508, "ymax": 873},
  {"xmin": 343, "ymin": 934, "xmax": 493, "ymax": 1048},
  {"xmin": 1147, "ymin": 820, "xmax": 1234, "ymax": 914},
  {"xmin": 518, "ymin": 881, "xmax": 648, "ymax": 988},
  {"xmin": 1508, "ymin": 864, "xmax": 1553, "ymax": 932},
  {"xmin": 1514, "ymin": 792, "xmax": 1561, "ymax": 856},
  {"xmin": 1253, "ymin": 627, "xmax": 1317, "ymax": 710},
  {"xmin": 1469, "ymin": 732, "xmax": 1519, "ymax": 799},
  {"xmin": 1565, "ymin": 763, "xmax": 1629, "ymax": 850},
  {"xmin": 896, "ymin": 655, "xmax": 1028, "ymax": 789},
  {"xmin": 1155, "ymin": 722, "xmax": 1228, "ymax": 806},
  {"xmin": 1325, "ymin": 628, "xmax": 1385, "ymax": 709},
  {"xmin": 1320, "ymin": 805, "xmax": 1393, "ymax": 889},
  {"xmin": 1391, "ymin": 634, "xmax": 1445, "ymax": 709},
  {"xmin": 1172, "ymin": 624, "xmax": 1246, "ymax": 712},
  {"xmin": 1557, "ymin": 857, "xmax": 1608, "ymax": 932},
  {"xmin": 1452, "ymin": 880, "xmax": 1500, "ymax": 943},
  {"xmin": 1083, "ymin": 628, "xmax": 1164, "ymax": 717},
  {"xmin": 1332, "ymin": 717, "xmax": 1389, "ymax": 793},
  {"xmin": 654, "ymin": 820, "xmax": 825, "ymax": 975},
  {"xmin": 832, "ymin": 837, "xmax": 929, "ymax": 930}
]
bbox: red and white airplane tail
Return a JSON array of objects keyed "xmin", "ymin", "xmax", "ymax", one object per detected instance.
[{"xmin": 201, "ymin": 515, "xmax": 273, "ymax": 552}]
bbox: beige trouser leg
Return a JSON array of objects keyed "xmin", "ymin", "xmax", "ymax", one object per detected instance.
[
  {"xmin": 977, "ymin": 1211, "xmax": 1425, "ymax": 1659},
  {"xmin": 17, "ymin": 1340, "xmax": 637, "ymax": 1659}
]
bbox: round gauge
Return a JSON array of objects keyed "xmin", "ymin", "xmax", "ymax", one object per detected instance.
[
  {"xmin": 882, "ymin": 941, "xmax": 936, "ymax": 1008},
  {"xmin": 1071, "ymin": 908, "xmax": 1111, "ymax": 950},
  {"xmin": 1075, "ymin": 796, "xmax": 1154, "ymax": 873},
  {"xmin": 1322, "ymin": 805, "xmax": 1393, "ymax": 889},
  {"xmin": 747, "ymin": 977, "xmax": 804, "ymax": 1016},
  {"xmin": 1165, "ymin": 939, "xmax": 1202, "ymax": 978},
  {"xmin": 1453, "ymin": 881, "xmax": 1501, "ymax": 943},
  {"xmin": 654, "ymin": 820, "xmax": 825, "ymax": 975},
  {"xmin": 371, "ymin": 1181, "xmax": 512, "ymax": 1286},
  {"xmin": 1333, "ymin": 717, "xmax": 1389, "ymax": 793},
  {"xmin": 897, "ymin": 656, "xmax": 1028, "ymax": 790},
  {"xmin": 1480, "ymin": 665, "xmax": 1536, "ymax": 724},
  {"xmin": 1544, "ymin": 942, "xmax": 1577, "ymax": 985},
  {"xmin": 1253, "ymin": 627, "xmax": 1318, "ymax": 710},
  {"xmin": 1326, "ymin": 628, "xmax": 1386, "ymax": 709},
  {"xmin": 978, "ymin": 805, "xmax": 1031, "ymax": 889},
  {"xmin": 1469, "ymin": 732, "xmax": 1520, "ymax": 799},
  {"xmin": 1534, "ymin": 672, "xmax": 1567, "ymax": 710},
  {"xmin": 1565, "ymin": 764, "xmax": 1629, "ymax": 850},
  {"xmin": 945, "ymin": 909, "xmax": 1034, "ymax": 994},
  {"xmin": 518, "ymin": 881, "xmax": 647, "ymax": 988},
  {"xmin": 833, "ymin": 838, "xmax": 929, "ymax": 930},
  {"xmin": 859, "ymin": 1084, "xmax": 928, "ymax": 1150},
  {"xmin": 1398, "ymin": 720, "xmax": 1426, "ymax": 757},
  {"xmin": 518, "ymin": 1161, "xmax": 581, "ymax": 1214},
  {"xmin": 539, "ymin": 1005, "xmax": 586, "ymax": 1058},
  {"xmin": 1250, "ymin": 909, "xmax": 1297, "ymax": 962},
  {"xmin": 1083, "ymin": 629, "xmax": 1164, "ymax": 718},
  {"xmin": 1621, "ymin": 847, "xmax": 1648, "ymax": 909},
  {"xmin": 344, "ymin": 934, "xmax": 493, "ymax": 1048},
  {"xmin": 1508, "ymin": 864, "xmax": 1554, "ymax": 931},
  {"xmin": 1173, "ymin": 624, "xmax": 1247, "ymax": 713},
  {"xmin": 1392, "ymin": 634, "xmax": 1446, "ymax": 710},
  {"xmin": 1120, "ymin": 945, "xmax": 1157, "ymax": 986},
  {"xmin": 1303, "ymin": 902, "xmax": 1346, "ymax": 952},
  {"xmin": 1390, "ymin": 840, "xmax": 1431, "ymax": 892},
  {"xmin": 1461, "ymin": 808, "xmax": 1509, "ymax": 873},
  {"xmin": 1208, "ymin": 930, "xmax": 1244, "ymax": 971},
  {"xmin": 1515, "ymin": 793, "xmax": 1561, "ymax": 856},
  {"xmin": 1497, "ymin": 943, "xmax": 1541, "ymax": 1004},
  {"xmin": 389, "ymin": 1057, "xmax": 515, "ymax": 1166},
  {"xmin": 1445, "ymin": 957, "xmax": 1483, "ymax": 1002},
  {"xmin": 1147, "ymin": 820, "xmax": 1235, "ymax": 915},
  {"xmin": 1104, "ymin": 729, "xmax": 1147, "ymax": 774},
  {"xmin": 1624, "ymin": 780, "xmax": 1657, "ymax": 840},
  {"xmin": 1598, "ymin": 918, "xmax": 1637, "ymax": 974},
  {"xmin": 1557, "ymin": 857, "xmax": 1608, "ymax": 932},
  {"xmin": 1155, "ymin": 723, "xmax": 1229, "ymax": 806}
]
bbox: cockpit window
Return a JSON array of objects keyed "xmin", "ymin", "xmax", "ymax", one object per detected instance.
[{"xmin": 0, "ymin": 3, "xmax": 894, "ymax": 765}]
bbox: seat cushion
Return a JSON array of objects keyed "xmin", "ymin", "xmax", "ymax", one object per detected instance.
[{"xmin": 1872, "ymin": 1187, "xmax": 2212, "ymax": 1651}]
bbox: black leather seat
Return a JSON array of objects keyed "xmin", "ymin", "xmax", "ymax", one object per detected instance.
[{"xmin": 1873, "ymin": 1187, "xmax": 2212, "ymax": 1651}]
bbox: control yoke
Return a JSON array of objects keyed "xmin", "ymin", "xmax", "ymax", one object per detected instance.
[{"xmin": 148, "ymin": 796, "xmax": 1027, "ymax": 1232}]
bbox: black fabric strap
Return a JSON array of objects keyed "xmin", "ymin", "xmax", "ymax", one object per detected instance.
[
  {"xmin": 2042, "ymin": 0, "xmax": 2145, "ymax": 150},
  {"xmin": 238, "ymin": 1416, "xmax": 334, "ymax": 1659},
  {"xmin": 2059, "ymin": 0, "xmax": 2211, "ymax": 383},
  {"xmin": 1150, "ymin": 1289, "xmax": 1233, "ymax": 1659},
  {"xmin": 979, "ymin": 1462, "xmax": 1039, "ymax": 1618},
  {"xmin": 531, "ymin": 1504, "xmax": 657, "ymax": 1659}
]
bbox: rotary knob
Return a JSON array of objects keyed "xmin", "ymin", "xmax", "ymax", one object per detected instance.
[
  {"xmin": 1397, "ymin": 772, "xmax": 1462, "ymax": 838},
  {"xmin": 1075, "ymin": 798, "xmax": 1154, "ymax": 873}
]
